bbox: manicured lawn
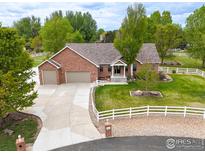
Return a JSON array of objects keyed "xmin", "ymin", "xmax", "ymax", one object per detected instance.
[
  {"xmin": 95, "ymin": 74, "xmax": 205, "ymax": 111},
  {"xmin": 0, "ymin": 118, "xmax": 38, "ymax": 151},
  {"xmin": 32, "ymin": 55, "xmax": 47, "ymax": 67},
  {"xmin": 163, "ymin": 54, "xmax": 204, "ymax": 70}
]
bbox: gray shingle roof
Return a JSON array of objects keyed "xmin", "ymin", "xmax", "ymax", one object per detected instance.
[
  {"xmin": 67, "ymin": 43, "xmax": 160, "ymax": 65},
  {"xmin": 67, "ymin": 43, "xmax": 121, "ymax": 65},
  {"xmin": 137, "ymin": 43, "xmax": 161, "ymax": 64}
]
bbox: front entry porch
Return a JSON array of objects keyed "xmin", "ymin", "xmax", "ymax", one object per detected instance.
[{"xmin": 111, "ymin": 60, "xmax": 127, "ymax": 82}]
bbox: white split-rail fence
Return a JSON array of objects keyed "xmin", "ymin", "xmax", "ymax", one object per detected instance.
[
  {"xmin": 159, "ymin": 66, "xmax": 205, "ymax": 78},
  {"xmin": 91, "ymin": 88, "xmax": 205, "ymax": 122},
  {"xmin": 91, "ymin": 66, "xmax": 205, "ymax": 121}
]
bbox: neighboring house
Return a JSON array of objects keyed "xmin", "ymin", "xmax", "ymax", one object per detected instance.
[{"xmin": 38, "ymin": 43, "xmax": 160, "ymax": 85}]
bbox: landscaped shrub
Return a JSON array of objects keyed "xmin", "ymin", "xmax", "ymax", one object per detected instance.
[{"xmin": 172, "ymin": 70, "xmax": 176, "ymax": 73}]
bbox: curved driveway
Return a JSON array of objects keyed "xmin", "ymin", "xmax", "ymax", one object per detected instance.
[
  {"xmin": 25, "ymin": 83, "xmax": 102, "ymax": 151},
  {"xmin": 53, "ymin": 136, "xmax": 205, "ymax": 151}
]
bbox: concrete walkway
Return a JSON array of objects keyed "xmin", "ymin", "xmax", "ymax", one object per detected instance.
[{"xmin": 25, "ymin": 83, "xmax": 102, "ymax": 151}]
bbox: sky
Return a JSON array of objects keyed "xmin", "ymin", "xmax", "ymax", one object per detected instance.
[{"xmin": 0, "ymin": 2, "xmax": 204, "ymax": 30}]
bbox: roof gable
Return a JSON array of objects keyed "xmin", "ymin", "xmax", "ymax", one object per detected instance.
[
  {"xmin": 38, "ymin": 59, "xmax": 61, "ymax": 69},
  {"xmin": 136, "ymin": 43, "xmax": 160, "ymax": 64}
]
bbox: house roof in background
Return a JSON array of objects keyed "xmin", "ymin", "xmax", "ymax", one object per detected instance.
[{"xmin": 137, "ymin": 43, "xmax": 161, "ymax": 64}]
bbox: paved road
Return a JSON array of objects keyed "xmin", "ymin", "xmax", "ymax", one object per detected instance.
[
  {"xmin": 25, "ymin": 83, "xmax": 102, "ymax": 151},
  {"xmin": 53, "ymin": 136, "xmax": 205, "ymax": 151}
]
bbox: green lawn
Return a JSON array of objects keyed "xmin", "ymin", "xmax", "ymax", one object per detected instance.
[
  {"xmin": 32, "ymin": 55, "xmax": 47, "ymax": 67},
  {"xmin": 0, "ymin": 118, "xmax": 38, "ymax": 151},
  {"xmin": 163, "ymin": 54, "xmax": 204, "ymax": 70},
  {"xmin": 95, "ymin": 74, "xmax": 205, "ymax": 111}
]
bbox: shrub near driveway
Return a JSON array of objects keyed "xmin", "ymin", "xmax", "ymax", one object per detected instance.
[{"xmin": 95, "ymin": 74, "xmax": 205, "ymax": 111}]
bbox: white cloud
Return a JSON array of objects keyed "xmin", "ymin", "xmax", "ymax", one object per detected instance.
[{"xmin": 0, "ymin": 2, "xmax": 203, "ymax": 30}]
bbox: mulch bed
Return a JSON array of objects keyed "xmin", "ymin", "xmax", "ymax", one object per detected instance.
[{"xmin": 130, "ymin": 90, "xmax": 163, "ymax": 97}]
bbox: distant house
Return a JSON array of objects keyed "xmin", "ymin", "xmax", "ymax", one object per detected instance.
[{"xmin": 38, "ymin": 43, "xmax": 160, "ymax": 84}]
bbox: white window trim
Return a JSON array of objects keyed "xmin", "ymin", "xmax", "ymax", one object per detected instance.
[{"xmin": 111, "ymin": 59, "xmax": 127, "ymax": 66}]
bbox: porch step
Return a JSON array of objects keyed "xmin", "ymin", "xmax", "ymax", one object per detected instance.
[{"xmin": 111, "ymin": 77, "xmax": 127, "ymax": 82}]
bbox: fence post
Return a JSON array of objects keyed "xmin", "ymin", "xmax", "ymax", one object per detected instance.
[
  {"xmin": 167, "ymin": 67, "xmax": 169, "ymax": 73},
  {"xmin": 203, "ymin": 111, "xmax": 205, "ymax": 119},
  {"xmin": 165, "ymin": 106, "xmax": 167, "ymax": 116},
  {"xmin": 112, "ymin": 109, "xmax": 115, "ymax": 120},
  {"xmin": 129, "ymin": 107, "xmax": 132, "ymax": 118},
  {"xmin": 176, "ymin": 68, "xmax": 178, "ymax": 73},
  {"xmin": 97, "ymin": 112, "xmax": 99, "ymax": 122},
  {"xmin": 196, "ymin": 69, "xmax": 198, "ymax": 74},
  {"xmin": 147, "ymin": 105, "xmax": 149, "ymax": 116},
  {"xmin": 186, "ymin": 68, "xmax": 188, "ymax": 74},
  {"xmin": 184, "ymin": 106, "xmax": 187, "ymax": 117}
]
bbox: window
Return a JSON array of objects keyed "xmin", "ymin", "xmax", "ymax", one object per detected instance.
[
  {"xmin": 108, "ymin": 66, "xmax": 111, "ymax": 72},
  {"xmin": 133, "ymin": 64, "xmax": 136, "ymax": 71},
  {"xmin": 100, "ymin": 66, "xmax": 103, "ymax": 72}
]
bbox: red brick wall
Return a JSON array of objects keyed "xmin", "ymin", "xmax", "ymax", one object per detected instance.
[
  {"xmin": 51, "ymin": 48, "xmax": 98, "ymax": 83},
  {"xmin": 38, "ymin": 62, "xmax": 61, "ymax": 85},
  {"xmin": 98, "ymin": 64, "xmax": 111, "ymax": 80}
]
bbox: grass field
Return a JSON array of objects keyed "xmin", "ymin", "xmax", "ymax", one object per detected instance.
[
  {"xmin": 32, "ymin": 55, "xmax": 47, "ymax": 67},
  {"xmin": 95, "ymin": 74, "xmax": 205, "ymax": 111},
  {"xmin": 0, "ymin": 118, "xmax": 38, "ymax": 151},
  {"xmin": 163, "ymin": 50, "xmax": 204, "ymax": 70}
]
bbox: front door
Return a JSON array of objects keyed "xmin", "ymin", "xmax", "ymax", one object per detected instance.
[{"xmin": 114, "ymin": 66, "xmax": 121, "ymax": 75}]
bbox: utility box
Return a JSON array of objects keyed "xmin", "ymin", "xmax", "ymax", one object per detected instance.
[
  {"xmin": 105, "ymin": 120, "xmax": 112, "ymax": 138},
  {"xmin": 16, "ymin": 135, "xmax": 26, "ymax": 151}
]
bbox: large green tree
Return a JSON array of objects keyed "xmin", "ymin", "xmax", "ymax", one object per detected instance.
[
  {"xmin": 155, "ymin": 24, "xmax": 179, "ymax": 64},
  {"xmin": 185, "ymin": 5, "xmax": 205, "ymax": 67},
  {"xmin": 65, "ymin": 11, "xmax": 97, "ymax": 42},
  {"xmin": 40, "ymin": 16, "xmax": 73, "ymax": 53},
  {"xmin": 13, "ymin": 16, "xmax": 41, "ymax": 40},
  {"xmin": 114, "ymin": 3, "xmax": 147, "ymax": 65},
  {"xmin": 45, "ymin": 10, "xmax": 63, "ymax": 21},
  {"xmin": 161, "ymin": 11, "xmax": 172, "ymax": 25},
  {"xmin": 0, "ymin": 28, "xmax": 37, "ymax": 118},
  {"xmin": 144, "ymin": 11, "xmax": 161, "ymax": 42}
]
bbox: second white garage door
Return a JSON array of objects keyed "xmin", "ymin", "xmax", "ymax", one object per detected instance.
[{"xmin": 66, "ymin": 72, "xmax": 91, "ymax": 83}]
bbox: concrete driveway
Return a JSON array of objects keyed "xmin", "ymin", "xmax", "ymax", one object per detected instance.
[
  {"xmin": 54, "ymin": 136, "xmax": 205, "ymax": 151},
  {"xmin": 25, "ymin": 83, "xmax": 102, "ymax": 151}
]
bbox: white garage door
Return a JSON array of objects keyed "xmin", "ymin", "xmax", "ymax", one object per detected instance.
[
  {"xmin": 43, "ymin": 71, "xmax": 57, "ymax": 84},
  {"xmin": 66, "ymin": 72, "xmax": 90, "ymax": 83}
]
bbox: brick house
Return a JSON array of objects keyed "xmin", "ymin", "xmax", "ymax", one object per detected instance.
[{"xmin": 38, "ymin": 43, "xmax": 160, "ymax": 84}]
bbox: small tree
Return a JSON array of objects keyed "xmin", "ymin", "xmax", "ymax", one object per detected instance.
[
  {"xmin": 155, "ymin": 24, "xmax": 179, "ymax": 64},
  {"xmin": 31, "ymin": 36, "xmax": 42, "ymax": 52},
  {"xmin": 136, "ymin": 64, "xmax": 159, "ymax": 91}
]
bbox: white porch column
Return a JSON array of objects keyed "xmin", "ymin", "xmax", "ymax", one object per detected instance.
[
  {"xmin": 111, "ymin": 66, "xmax": 114, "ymax": 77},
  {"xmin": 123, "ymin": 66, "xmax": 126, "ymax": 77},
  {"xmin": 130, "ymin": 64, "xmax": 133, "ymax": 77}
]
